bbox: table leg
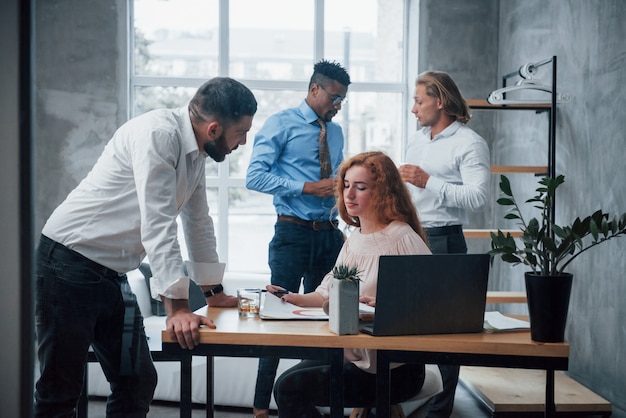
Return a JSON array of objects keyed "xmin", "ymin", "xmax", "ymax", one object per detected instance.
[
  {"xmin": 545, "ymin": 369, "xmax": 555, "ymax": 418},
  {"xmin": 206, "ymin": 356, "xmax": 214, "ymax": 418},
  {"xmin": 376, "ymin": 351, "xmax": 391, "ymax": 418},
  {"xmin": 180, "ymin": 353, "xmax": 192, "ymax": 418},
  {"xmin": 329, "ymin": 348, "xmax": 345, "ymax": 418}
]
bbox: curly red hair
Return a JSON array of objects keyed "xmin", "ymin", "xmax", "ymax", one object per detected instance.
[{"xmin": 336, "ymin": 151, "xmax": 427, "ymax": 242}]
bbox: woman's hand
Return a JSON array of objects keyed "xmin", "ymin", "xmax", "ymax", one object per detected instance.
[
  {"xmin": 266, "ymin": 284, "xmax": 284, "ymax": 293},
  {"xmin": 265, "ymin": 285, "xmax": 325, "ymax": 307},
  {"xmin": 359, "ymin": 295, "xmax": 376, "ymax": 307},
  {"xmin": 358, "ymin": 295, "xmax": 376, "ymax": 321},
  {"xmin": 265, "ymin": 285, "xmax": 299, "ymax": 305},
  {"xmin": 266, "ymin": 284, "xmax": 289, "ymax": 297}
]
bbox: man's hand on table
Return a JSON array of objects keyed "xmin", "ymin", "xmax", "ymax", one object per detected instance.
[
  {"xmin": 205, "ymin": 291, "xmax": 238, "ymax": 307},
  {"xmin": 163, "ymin": 297, "xmax": 216, "ymax": 349}
]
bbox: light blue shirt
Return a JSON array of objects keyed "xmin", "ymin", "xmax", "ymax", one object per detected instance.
[{"xmin": 246, "ymin": 100, "xmax": 344, "ymax": 221}]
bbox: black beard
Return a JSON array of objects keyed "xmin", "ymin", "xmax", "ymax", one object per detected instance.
[{"xmin": 203, "ymin": 133, "xmax": 229, "ymax": 162}]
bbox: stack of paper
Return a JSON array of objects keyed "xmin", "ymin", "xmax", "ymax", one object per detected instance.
[{"xmin": 483, "ymin": 311, "xmax": 530, "ymax": 333}]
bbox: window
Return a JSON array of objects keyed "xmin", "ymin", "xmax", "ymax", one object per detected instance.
[{"xmin": 131, "ymin": 0, "xmax": 410, "ymax": 274}]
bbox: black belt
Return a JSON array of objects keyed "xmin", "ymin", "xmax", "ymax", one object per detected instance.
[
  {"xmin": 424, "ymin": 225, "xmax": 463, "ymax": 236},
  {"xmin": 39, "ymin": 235, "xmax": 139, "ymax": 376},
  {"xmin": 40, "ymin": 235, "xmax": 122, "ymax": 279},
  {"xmin": 277, "ymin": 215, "xmax": 338, "ymax": 231}
]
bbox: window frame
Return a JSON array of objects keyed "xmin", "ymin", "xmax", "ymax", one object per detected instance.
[{"xmin": 128, "ymin": 0, "xmax": 414, "ymax": 273}]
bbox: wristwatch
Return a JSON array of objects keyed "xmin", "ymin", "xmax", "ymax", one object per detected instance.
[{"xmin": 203, "ymin": 284, "xmax": 224, "ymax": 298}]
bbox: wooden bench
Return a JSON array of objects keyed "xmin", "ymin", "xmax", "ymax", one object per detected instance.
[{"xmin": 459, "ymin": 366, "xmax": 611, "ymax": 417}]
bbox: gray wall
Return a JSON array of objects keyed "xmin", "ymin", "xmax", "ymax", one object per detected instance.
[
  {"xmin": 35, "ymin": 0, "xmax": 127, "ymax": 231},
  {"xmin": 496, "ymin": 1, "xmax": 626, "ymax": 413},
  {"xmin": 27, "ymin": 0, "xmax": 626, "ymax": 416},
  {"xmin": 419, "ymin": 0, "xmax": 626, "ymax": 415}
]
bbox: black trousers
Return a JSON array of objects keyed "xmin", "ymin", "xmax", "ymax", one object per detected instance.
[
  {"xmin": 423, "ymin": 225, "xmax": 467, "ymax": 418},
  {"xmin": 34, "ymin": 236, "xmax": 157, "ymax": 418},
  {"xmin": 274, "ymin": 360, "xmax": 425, "ymax": 418}
]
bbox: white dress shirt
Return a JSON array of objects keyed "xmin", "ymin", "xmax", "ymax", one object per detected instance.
[
  {"xmin": 404, "ymin": 120, "xmax": 490, "ymax": 228},
  {"xmin": 42, "ymin": 105, "xmax": 224, "ymax": 300}
]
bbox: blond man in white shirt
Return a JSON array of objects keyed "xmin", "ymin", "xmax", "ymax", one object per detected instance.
[
  {"xmin": 399, "ymin": 71, "xmax": 490, "ymax": 418},
  {"xmin": 34, "ymin": 77, "xmax": 257, "ymax": 418}
]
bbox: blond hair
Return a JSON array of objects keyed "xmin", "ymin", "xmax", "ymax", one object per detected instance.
[{"xmin": 416, "ymin": 71, "xmax": 471, "ymax": 124}]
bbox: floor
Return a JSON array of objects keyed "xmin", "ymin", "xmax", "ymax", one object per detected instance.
[{"xmin": 86, "ymin": 382, "xmax": 490, "ymax": 418}]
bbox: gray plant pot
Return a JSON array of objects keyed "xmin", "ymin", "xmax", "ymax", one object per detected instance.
[{"xmin": 328, "ymin": 278, "xmax": 360, "ymax": 335}]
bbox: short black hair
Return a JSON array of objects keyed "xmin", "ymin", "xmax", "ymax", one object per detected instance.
[
  {"xmin": 309, "ymin": 59, "xmax": 351, "ymax": 88},
  {"xmin": 189, "ymin": 77, "xmax": 257, "ymax": 126}
]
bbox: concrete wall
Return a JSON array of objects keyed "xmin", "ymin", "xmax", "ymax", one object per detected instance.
[
  {"xmin": 34, "ymin": 0, "xmax": 127, "ymax": 232},
  {"xmin": 496, "ymin": 1, "xmax": 626, "ymax": 414},
  {"xmin": 29, "ymin": 0, "xmax": 626, "ymax": 415},
  {"xmin": 419, "ymin": 0, "xmax": 626, "ymax": 415}
]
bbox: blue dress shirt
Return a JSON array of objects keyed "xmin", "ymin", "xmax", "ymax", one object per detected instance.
[{"xmin": 246, "ymin": 100, "xmax": 344, "ymax": 221}]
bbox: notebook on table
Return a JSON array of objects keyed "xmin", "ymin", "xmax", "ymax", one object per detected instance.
[{"xmin": 359, "ymin": 253, "xmax": 490, "ymax": 336}]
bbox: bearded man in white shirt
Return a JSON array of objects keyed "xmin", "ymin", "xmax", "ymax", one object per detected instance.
[
  {"xmin": 34, "ymin": 77, "xmax": 257, "ymax": 418},
  {"xmin": 399, "ymin": 71, "xmax": 490, "ymax": 418}
]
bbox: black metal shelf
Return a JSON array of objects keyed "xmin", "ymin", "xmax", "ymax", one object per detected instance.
[{"xmin": 466, "ymin": 56, "xmax": 559, "ymax": 237}]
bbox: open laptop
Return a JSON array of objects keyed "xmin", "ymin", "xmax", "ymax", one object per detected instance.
[{"xmin": 359, "ymin": 253, "xmax": 490, "ymax": 336}]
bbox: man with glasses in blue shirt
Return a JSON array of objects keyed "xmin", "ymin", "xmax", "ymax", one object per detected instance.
[{"xmin": 246, "ymin": 60, "xmax": 351, "ymax": 418}]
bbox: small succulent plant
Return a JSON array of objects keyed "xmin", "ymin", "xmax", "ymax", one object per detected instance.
[{"xmin": 332, "ymin": 264, "xmax": 362, "ymax": 282}]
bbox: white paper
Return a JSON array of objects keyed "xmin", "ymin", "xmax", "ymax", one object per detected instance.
[
  {"xmin": 484, "ymin": 311, "xmax": 530, "ymax": 332},
  {"xmin": 359, "ymin": 302, "xmax": 375, "ymax": 314},
  {"xmin": 259, "ymin": 292, "xmax": 328, "ymax": 320}
]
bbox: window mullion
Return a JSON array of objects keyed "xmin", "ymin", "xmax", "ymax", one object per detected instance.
[
  {"xmin": 132, "ymin": 76, "xmax": 212, "ymax": 88},
  {"xmin": 218, "ymin": 0, "xmax": 229, "ymax": 76},
  {"xmin": 216, "ymin": 0, "xmax": 230, "ymax": 265},
  {"xmin": 402, "ymin": 0, "xmax": 412, "ymax": 167},
  {"xmin": 314, "ymin": 0, "xmax": 324, "ymax": 61},
  {"xmin": 126, "ymin": 0, "xmax": 134, "ymax": 120}
]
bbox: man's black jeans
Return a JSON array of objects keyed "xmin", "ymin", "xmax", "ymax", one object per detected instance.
[{"xmin": 34, "ymin": 235, "xmax": 157, "ymax": 418}]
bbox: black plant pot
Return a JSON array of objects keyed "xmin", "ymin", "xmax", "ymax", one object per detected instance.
[{"xmin": 524, "ymin": 272, "xmax": 573, "ymax": 343}]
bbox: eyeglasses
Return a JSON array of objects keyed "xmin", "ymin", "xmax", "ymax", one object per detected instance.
[{"xmin": 318, "ymin": 84, "xmax": 348, "ymax": 106}]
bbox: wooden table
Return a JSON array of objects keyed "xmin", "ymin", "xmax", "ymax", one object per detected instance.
[
  {"xmin": 486, "ymin": 290, "xmax": 527, "ymax": 304},
  {"xmin": 162, "ymin": 307, "xmax": 568, "ymax": 418}
]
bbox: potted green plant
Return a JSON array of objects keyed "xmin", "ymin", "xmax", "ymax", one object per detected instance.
[
  {"xmin": 328, "ymin": 265, "xmax": 361, "ymax": 335},
  {"xmin": 490, "ymin": 175, "xmax": 626, "ymax": 342}
]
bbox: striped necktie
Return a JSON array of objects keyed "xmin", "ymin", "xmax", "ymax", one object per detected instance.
[{"xmin": 318, "ymin": 118, "xmax": 331, "ymax": 179}]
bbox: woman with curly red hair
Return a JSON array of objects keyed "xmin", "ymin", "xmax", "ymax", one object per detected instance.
[{"xmin": 268, "ymin": 151, "xmax": 431, "ymax": 417}]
